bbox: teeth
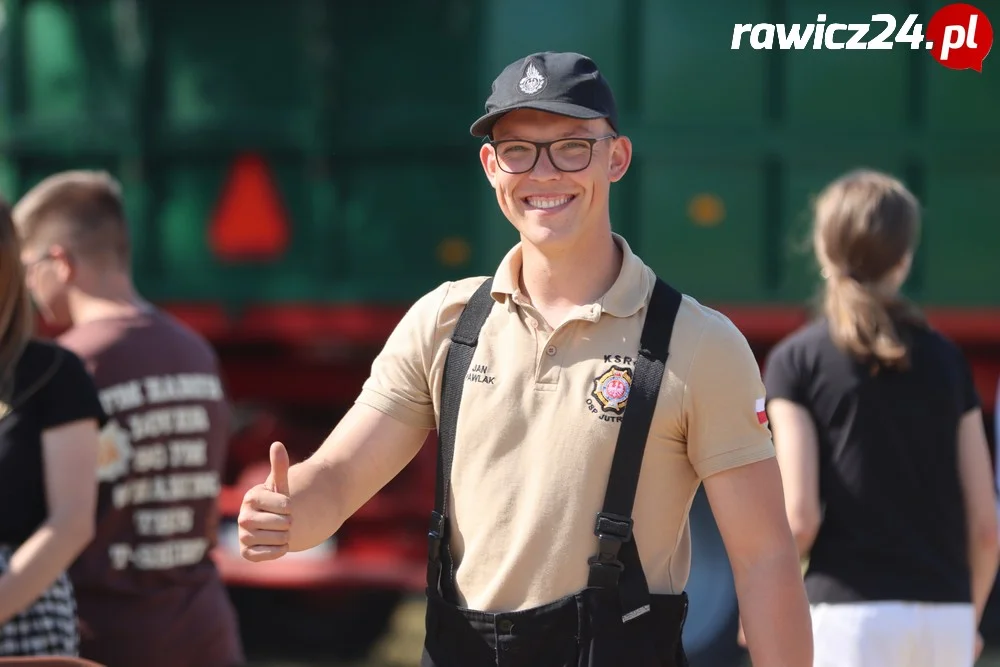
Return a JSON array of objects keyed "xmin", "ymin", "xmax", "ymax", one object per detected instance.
[{"xmin": 526, "ymin": 196, "xmax": 572, "ymax": 209}]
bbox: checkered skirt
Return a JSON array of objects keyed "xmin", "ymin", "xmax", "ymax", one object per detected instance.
[{"xmin": 0, "ymin": 544, "xmax": 79, "ymax": 657}]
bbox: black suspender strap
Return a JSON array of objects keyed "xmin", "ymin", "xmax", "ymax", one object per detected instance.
[
  {"xmin": 426, "ymin": 274, "xmax": 683, "ymax": 619},
  {"xmin": 426, "ymin": 277, "xmax": 495, "ymax": 602},
  {"xmin": 587, "ymin": 277, "xmax": 683, "ymax": 623}
]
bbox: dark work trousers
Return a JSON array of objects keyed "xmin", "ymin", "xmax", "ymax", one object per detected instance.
[{"xmin": 421, "ymin": 277, "xmax": 690, "ymax": 667}]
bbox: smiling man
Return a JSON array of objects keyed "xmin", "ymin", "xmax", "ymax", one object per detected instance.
[{"xmin": 236, "ymin": 51, "xmax": 812, "ymax": 667}]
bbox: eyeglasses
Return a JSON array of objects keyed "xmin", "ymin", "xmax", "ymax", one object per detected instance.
[
  {"xmin": 488, "ymin": 134, "xmax": 618, "ymax": 174},
  {"xmin": 22, "ymin": 251, "xmax": 57, "ymax": 271}
]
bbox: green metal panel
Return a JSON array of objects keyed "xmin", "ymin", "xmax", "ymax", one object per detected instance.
[
  {"xmin": 1, "ymin": 0, "xmax": 485, "ymax": 309},
  {"xmin": 1, "ymin": 0, "xmax": 997, "ymax": 310},
  {"xmin": 784, "ymin": 0, "xmax": 914, "ymax": 129},
  {"xmin": 152, "ymin": 1, "xmax": 324, "ymax": 146},
  {"xmin": 14, "ymin": 0, "xmax": 132, "ymax": 147},
  {"xmin": 922, "ymin": 165, "xmax": 1000, "ymax": 306},
  {"xmin": 641, "ymin": 1, "xmax": 770, "ymax": 128},
  {"xmin": 638, "ymin": 161, "xmax": 765, "ymax": 301}
]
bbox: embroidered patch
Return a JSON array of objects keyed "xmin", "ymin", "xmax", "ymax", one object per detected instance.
[
  {"xmin": 518, "ymin": 62, "xmax": 546, "ymax": 95},
  {"xmin": 591, "ymin": 365, "xmax": 632, "ymax": 414}
]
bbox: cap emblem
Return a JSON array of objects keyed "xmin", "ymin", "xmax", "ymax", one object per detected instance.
[{"xmin": 518, "ymin": 62, "xmax": 546, "ymax": 95}]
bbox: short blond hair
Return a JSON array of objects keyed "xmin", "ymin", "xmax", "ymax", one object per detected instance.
[{"xmin": 12, "ymin": 170, "xmax": 131, "ymax": 267}]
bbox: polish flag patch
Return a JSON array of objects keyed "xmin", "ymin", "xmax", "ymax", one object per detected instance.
[{"xmin": 755, "ymin": 397, "xmax": 768, "ymax": 425}]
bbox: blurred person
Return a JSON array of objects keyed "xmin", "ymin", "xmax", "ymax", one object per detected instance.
[
  {"xmin": 0, "ymin": 196, "xmax": 105, "ymax": 657},
  {"xmin": 237, "ymin": 51, "xmax": 812, "ymax": 667},
  {"xmin": 13, "ymin": 172, "xmax": 245, "ymax": 667},
  {"xmin": 995, "ymin": 379, "xmax": 1000, "ymax": 520},
  {"xmin": 763, "ymin": 168, "xmax": 999, "ymax": 667}
]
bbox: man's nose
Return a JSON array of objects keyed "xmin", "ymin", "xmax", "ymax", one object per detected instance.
[{"xmin": 529, "ymin": 148, "xmax": 561, "ymax": 180}]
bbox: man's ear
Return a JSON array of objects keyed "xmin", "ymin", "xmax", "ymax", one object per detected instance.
[
  {"xmin": 608, "ymin": 135, "xmax": 633, "ymax": 183},
  {"xmin": 480, "ymin": 142, "xmax": 499, "ymax": 188},
  {"xmin": 48, "ymin": 244, "xmax": 75, "ymax": 283}
]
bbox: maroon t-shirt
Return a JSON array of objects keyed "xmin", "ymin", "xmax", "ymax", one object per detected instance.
[{"xmin": 59, "ymin": 308, "xmax": 244, "ymax": 667}]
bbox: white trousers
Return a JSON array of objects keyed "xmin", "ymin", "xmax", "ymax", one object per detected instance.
[{"xmin": 811, "ymin": 601, "xmax": 976, "ymax": 667}]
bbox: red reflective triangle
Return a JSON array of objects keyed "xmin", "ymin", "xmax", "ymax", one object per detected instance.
[{"xmin": 209, "ymin": 153, "xmax": 290, "ymax": 261}]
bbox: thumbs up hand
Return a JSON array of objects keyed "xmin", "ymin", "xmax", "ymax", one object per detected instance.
[
  {"xmin": 265, "ymin": 440, "xmax": 290, "ymax": 496},
  {"xmin": 238, "ymin": 442, "xmax": 294, "ymax": 562}
]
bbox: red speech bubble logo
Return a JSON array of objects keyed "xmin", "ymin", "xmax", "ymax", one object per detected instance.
[{"xmin": 926, "ymin": 3, "xmax": 993, "ymax": 72}]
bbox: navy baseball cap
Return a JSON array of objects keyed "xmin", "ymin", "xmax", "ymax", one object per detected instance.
[{"xmin": 469, "ymin": 51, "xmax": 619, "ymax": 138}]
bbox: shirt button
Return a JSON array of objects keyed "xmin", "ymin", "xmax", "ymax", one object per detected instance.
[
  {"xmin": 546, "ymin": 345, "xmax": 557, "ymax": 356},
  {"xmin": 528, "ymin": 318, "xmax": 537, "ymax": 329},
  {"xmin": 498, "ymin": 619, "xmax": 514, "ymax": 633}
]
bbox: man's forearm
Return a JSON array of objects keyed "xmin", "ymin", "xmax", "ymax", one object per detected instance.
[
  {"xmin": 279, "ymin": 405, "xmax": 431, "ymax": 554},
  {"xmin": 286, "ymin": 459, "xmax": 348, "ymax": 552},
  {"xmin": 734, "ymin": 549, "xmax": 813, "ymax": 667}
]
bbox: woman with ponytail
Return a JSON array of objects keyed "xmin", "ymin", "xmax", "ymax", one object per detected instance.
[
  {"xmin": 0, "ymin": 196, "xmax": 105, "ymax": 657},
  {"xmin": 762, "ymin": 169, "xmax": 999, "ymax": 667}
]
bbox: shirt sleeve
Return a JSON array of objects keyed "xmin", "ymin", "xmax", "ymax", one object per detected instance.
[
  {"xmin": 354, "ymin": 282, "xmax": 453, "ymax": 430},
  {"xmin": 38, "ymin": 347, "xmax": 108, "ymax": 431},
  {"xmin": 762, "ymin": 338, "xmax": 807, "ymax": 406},
  {"xmin": 685, "ymin": 315, "xmax": 776, "ymax": 479},
  {"xmin": 956, "ymin": 349, "xmax": 981, "ymax": 414}
]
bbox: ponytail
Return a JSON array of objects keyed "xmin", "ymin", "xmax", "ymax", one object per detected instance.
[{"xmin": 823, "ymin": 274, "xmax": 923, "ymax": 372}]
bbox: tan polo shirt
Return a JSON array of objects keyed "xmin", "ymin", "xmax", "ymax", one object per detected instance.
[{"xmin": 356, "ymin": 234, "xmax": 775, "ymax": 612}]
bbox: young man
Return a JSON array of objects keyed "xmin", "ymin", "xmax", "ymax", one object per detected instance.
[
  {"xmin": 238, "ymin": 51, "xmax": 812, "ymax": 666},
  {"xmin": 13, "ymin": 172, "xmax": 244, "ymax": 667}
]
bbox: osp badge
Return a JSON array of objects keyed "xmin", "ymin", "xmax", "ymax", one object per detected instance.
[{"xmin": 591, "ymin": 365, "xmax": 632, "ymax": 414}]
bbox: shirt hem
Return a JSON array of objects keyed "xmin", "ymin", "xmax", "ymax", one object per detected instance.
[
  {"xmin": 355, "ymin": 388, "xmax": 436, "ymax": 430},
  {"xmin": 692, "ymin": 440, "xmax": 776, "ymax": 479}
]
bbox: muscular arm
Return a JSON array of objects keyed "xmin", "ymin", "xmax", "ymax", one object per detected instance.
[
  {"xmin": 704, "ymin": 457, "xmax": 813, "ymax": 667},
  {"xmin": 285, "ymin": 404, "xmax": 431, "ymax": 552},
  {"xmin": 0, "ymin": 420, "xmax": 99, "ymax": 625}
]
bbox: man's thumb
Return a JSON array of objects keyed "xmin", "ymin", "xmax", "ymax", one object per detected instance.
[{"xmin": 266, "ymin": 441, "xmax": 291, "ymax": 496}]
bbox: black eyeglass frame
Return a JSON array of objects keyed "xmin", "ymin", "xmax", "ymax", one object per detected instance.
[{"xmin": 486, "ymin": 133, "xmax": 619, "ymax": 174}]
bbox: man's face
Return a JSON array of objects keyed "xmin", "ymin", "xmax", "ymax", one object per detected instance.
[
  {"xmin": 20, "ymin": 241, "xmax": 73, "ymax": 328},
  {"xmin": 479, "ymin": 110, "xmax": 632, "ymax": 252}
]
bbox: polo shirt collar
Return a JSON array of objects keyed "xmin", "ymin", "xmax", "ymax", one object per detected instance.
[{"xmin": 489, "ymin": 233, "xmax": 650, "ymax": 318}]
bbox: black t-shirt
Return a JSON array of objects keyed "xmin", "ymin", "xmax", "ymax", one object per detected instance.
[
  {"xmin": 0, "ymin": 340, "xmax": 107, "ymax": 545},
  {"xmin": 764, "ymin": 317, "xmax": 980, "ymax": 605}
]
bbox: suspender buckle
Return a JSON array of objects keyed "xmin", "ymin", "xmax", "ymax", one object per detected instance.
[
  {"xmin": 594, "ymin": 512, "xmax": 633, "ymax": 543},
  {"xmin": 587, "ymin": 512, "xmax": 634, "ymax": 586}
]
